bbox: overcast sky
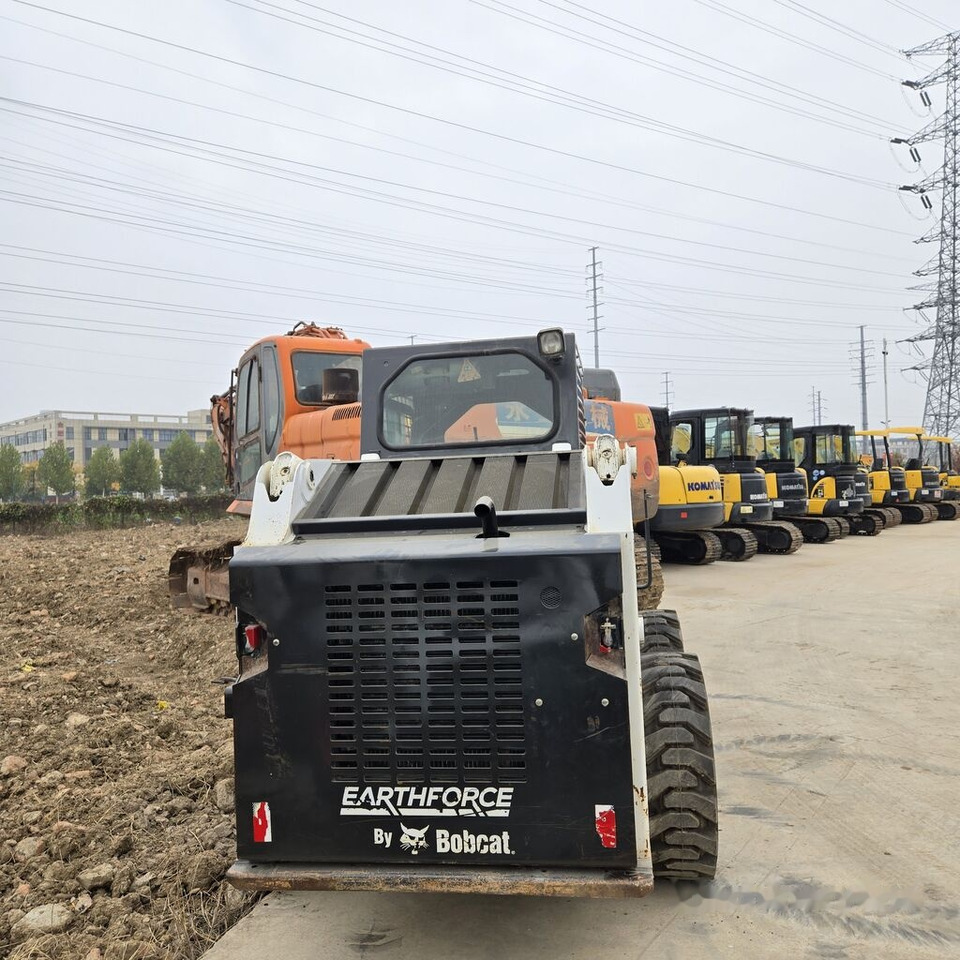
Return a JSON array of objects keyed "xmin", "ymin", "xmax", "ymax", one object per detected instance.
[{"xmin": 1, "ymin": 0, "xmax": 956, "ymax": 429}]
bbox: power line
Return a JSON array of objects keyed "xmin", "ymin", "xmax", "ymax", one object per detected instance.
[{"xmin": 4, "ymin": 1, "xmax": 904, "ymax": 208}]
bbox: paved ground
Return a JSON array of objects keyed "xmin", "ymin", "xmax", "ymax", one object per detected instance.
[{"xmin": 205, "ymin": 521, "xmax": 960, "ymax": 960}]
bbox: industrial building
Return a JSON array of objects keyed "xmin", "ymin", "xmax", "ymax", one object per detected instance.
[{"xmin": 0, "ymin": 409, "xmax": 214, "ymax": 468}]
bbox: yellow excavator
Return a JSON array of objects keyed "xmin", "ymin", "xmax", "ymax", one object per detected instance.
[
  {"xmin": 856, "ymin": 428, "xmax": 937, "ymax": 524},
  {"xmin": 926, "ymin": 434, "xmax": 960, "ymax": 495},
  {"xmin": 792, "ymin": 423, "xmax": 891, "ymax": 534},
  {"xmin": 888, "ymin": 427, "xmax": 959, "ymax": 521},
  {"xmin": 669, "ymin": 407, "xmax": 803, "ymax": 556},
  {"xmin": 750, "ymin": 416, "xmax": 846, "ymax": 542}
]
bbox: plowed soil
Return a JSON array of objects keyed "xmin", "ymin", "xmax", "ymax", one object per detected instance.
[{"xmin": 0, "ymin": 518, "xmax": 251, "ymax": 960}]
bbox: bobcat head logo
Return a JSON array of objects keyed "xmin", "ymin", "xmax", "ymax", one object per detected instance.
[{"xmin": 399, "ymin": 823, "xmax": 429, "ymax": 855}]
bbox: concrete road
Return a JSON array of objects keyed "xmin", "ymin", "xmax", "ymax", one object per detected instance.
[{"xmin": 204, "ymin": 522, "xmax": 960, "ymax": 960}]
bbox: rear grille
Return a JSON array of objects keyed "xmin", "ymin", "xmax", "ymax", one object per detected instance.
[{"xmin": 325, "ymin": 579, "xmax": 526, "ymax": 784}]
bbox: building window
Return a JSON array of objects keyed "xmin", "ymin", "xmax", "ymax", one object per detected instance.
[
  {"xmin": 98, "ymin": 428, "xmax": 108, "ymax": 442},
  {"xmin": 159, "ymin": 429, "xmax": 176, "ymax": 443},
  {"xmin": 142, "ymin": 429, "xmax": 154, "ymax": 441},
  {"xmin": 84, "ymin": 427, "xmax": 92, "ymax": 441},
  {"xmin": 84, "ymin": 447, "xmax": 92, "ymax": 463},
  {"xmin": 67, "ymin": 448, "xmax": 75, "ymax": 461},
  {"xmin": 118, "ymin": 428, "xmax": 130, "ymax": 443},
  {"xmin": 65, "ymin": 427, "xmax": 74, "ymax": 440}
]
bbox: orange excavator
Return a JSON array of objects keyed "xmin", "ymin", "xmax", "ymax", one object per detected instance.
[
  {"xmin": 171, "ymin": 328, "xmax": 665, "ymax": 610},
  {"xmin": 169, "ymin": 323, "xmax": 369, "ymax": 611}
]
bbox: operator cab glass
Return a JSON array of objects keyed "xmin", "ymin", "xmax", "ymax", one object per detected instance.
[
  {"xmin": 292, "ymin": 352, "xmax": 363, "ymax": 406},
  {"xmin": 751, "ymin": 419, "xmax": 794, "ymax": 463},
  {"xmin": 381, "ymin": 352, "xmax": 556, "ymax": 449}
]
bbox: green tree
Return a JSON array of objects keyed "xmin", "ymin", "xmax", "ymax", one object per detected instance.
[
  {"xmin": 0, "ymin": 444, "xmax": 25, "ymax": 501},
  {"xmin": 85, "ymin": 446, "xmax": 120, "ymax": 498},
  {"xmin": 121, "ymin": 438, "xmax": 161, "ymax": 496},
  {"xmin": 200, "ymin": 436, "xmax": 228, "ymax": 493},
  {"xmin": 37, "ymin": 441, "xmax": 75, "ymax": 502},
  {"xmin": 161, "ymin": 431, "xmax": 202, "ymax": 495}
]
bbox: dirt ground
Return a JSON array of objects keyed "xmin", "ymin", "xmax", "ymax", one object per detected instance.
[{"xmin": 0, "ymin": 518, "xmax": 250, "ymax": 960}]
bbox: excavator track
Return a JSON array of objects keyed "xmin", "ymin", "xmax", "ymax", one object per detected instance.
[
  {"xmin": 635, "ymin": 536, "xmax": 666, "ymax": 611},
  {"xmin": 834, "ymin": 517, "xmax": 851, "ymax": 537},
  {"xmin": 878, "ymin": 507, "xmax": 902, "ymax": 528},
  {"xmin": 715, "ymin": 527, "xmax": 758, "ymax": 562},
  {"xmin": 790, "ymin": 516, "xmax": 842, "ymax": 544},
  {"xmin": 744, "ymin": 521, "xmax": 803, "ymax": 555},
  {"xmin": 935, "ymin": 501, "xmax": 959, "ymax": 521},
  {"xmin": 168, "ymin": 538, "xmax": 241, "ymax": 613},
  {"xmin": 849, "ymin": 512, "xmax": 883, "ymax": 536},
  {"xmin": 894, "ymin": 503, "xmax": 937, "ymax": 524},
  {"xmin": 653, "ymin": 530, "xmax": 723, "ymax": 565}
]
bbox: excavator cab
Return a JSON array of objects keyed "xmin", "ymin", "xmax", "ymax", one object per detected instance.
[
  {"xmin": 888, "ymin": 427, "xmax": 956, "ymax": 520},
  {"xmin": 225, "ymin": 330, "xmax": 719, "ymax": 898},
  {"xmin": 668, "ymin": 408, "xmax": 802, "ymax": 556},
  {"xmin": 855, "ymin": 429, "xmax": 935, "ymax": 525}
]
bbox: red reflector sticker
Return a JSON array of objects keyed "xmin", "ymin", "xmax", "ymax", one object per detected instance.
[
  {"xmin": 595, "ymin": 804, "xmax": 616, "ymax": 848},
  {"xmin": 680, "ymin": 511, "xmax": 688, "ymax": 519},
  {"xmin": 253, "ymin": 801, "xmax": 272, "ymax": 843}
]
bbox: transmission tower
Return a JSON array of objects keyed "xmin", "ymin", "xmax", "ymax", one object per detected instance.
[
  {"xmin": 585, "ymin": 247, "xmax": 604, "ymax": 368},
  {"xmin": 895, "ymin": 32, "xmax": 960, "ymax": 436},
  {"xmin": 661, "ymin": 372, "xmax": 674, "ymax": 408}
]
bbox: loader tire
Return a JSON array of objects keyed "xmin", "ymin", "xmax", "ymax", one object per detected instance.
[
  {"xmin": 635, "ymin": 536, "xmax": 665, "ymax": 611},
  {"xmin": 642, "ymin": 652, "xmax": 718, "ymax": 880},
  {"xmin": 640, "ymin": 609, "xmax": 684, "ymax": 654}
]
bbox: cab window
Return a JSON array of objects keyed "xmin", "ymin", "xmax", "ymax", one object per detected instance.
[
  {"xmin": 671, "ymin": 421, "xmax": 693, "ymax": 462},
  {"xmin": 262, "ymin": 347, "xmax": 281, "ymax": 451}
]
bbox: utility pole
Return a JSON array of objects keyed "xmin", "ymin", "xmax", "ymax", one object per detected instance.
[
  {"xmin": 882, "ymin": 338, "xmax": 891, "ymax": 427},
  {"xmin": 810, "ymin": 386, "xmax": 818, "ymax": 424},
  {"xmin": 661, "ymin": 372, "xmax": 673, "ymax": 408},
  {"xmin": 817, "ymin": 390, "xmax": 824, "ymax": 426},
  {"xmin": 859, "ymin": 325, "xmax": 869, "ymax": 430},
  {"xmin": 894, "ymin": 31, "xmax": 960, "ymax": 436},
  {"xmin": 586, "ymin": 247, "xmax": 603, "ymax": 368}
]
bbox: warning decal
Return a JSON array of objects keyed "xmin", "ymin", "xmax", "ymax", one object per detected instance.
[
  {"xmin": 253, "ymin": 801, "xmax": 272, "ymax": 843},
  {"xmin": 458, "ymin": 358, "xmax": 482, "ymax": 382}
]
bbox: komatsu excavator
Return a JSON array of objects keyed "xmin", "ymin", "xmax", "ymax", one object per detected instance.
[
  {"xmin": 888, "ymin": 427, "xmax": 958, "ymax": 521},
  {"xmin": 856, "ymin": 428, "xmax": 937, "ymax": 524},
  {"xmin": 668, "ymin": 408, "xmax": 803, "ymax": 556},
  {"xmin": 582, "ymin": 370, "xmax": 727, "ymax": 565},
  {"xmin": 750, "ymin": 417, "xmax": 845, "ymax": 543},
  {"xmin": 794, "ymin": 424, "xmax": 895, "ymax": 533}
]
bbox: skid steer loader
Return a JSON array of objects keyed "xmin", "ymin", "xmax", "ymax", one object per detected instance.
[{"xmin": 224, "ymin": 330, "xmax": 718, "ymax": 897}]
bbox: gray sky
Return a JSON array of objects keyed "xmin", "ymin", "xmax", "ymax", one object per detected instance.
[{"xmin": 1, "ymin": 0, "xmax": 956, "ymax": 428}]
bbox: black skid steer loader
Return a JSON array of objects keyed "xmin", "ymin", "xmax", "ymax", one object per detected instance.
[{"xmin": 223, "ymin": 330, "xmax": 718, "ymax": 898}]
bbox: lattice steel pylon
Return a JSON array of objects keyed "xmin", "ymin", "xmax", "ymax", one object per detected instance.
[{"xmin": 896, "ymin": 32, "xmax": 960, "ymax": 437}]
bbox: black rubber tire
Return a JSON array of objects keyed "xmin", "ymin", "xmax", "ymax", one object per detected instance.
[
  {"xmin": 639, "ymin": 609, "xmax": 684, "ymax": 654},
  {"xmin": 635, "ymin": 536, "xmax": 665, "ymax": 611},
  {"xmin": 643, "ymin": 652, "xmax": 718, "ymax": 880}
]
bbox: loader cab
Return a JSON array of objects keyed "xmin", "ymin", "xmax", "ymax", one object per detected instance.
[
  {"xmin": 232, "ymin": 326, "xmax": 369, "ymax": 502},
  {"xmin": 361, "ymin": 329, "xmax": 583, "ymax": 458}
]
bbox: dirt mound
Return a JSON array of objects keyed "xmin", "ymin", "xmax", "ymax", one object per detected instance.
[{"xmin": 0, "ymin": 518, "xmax": 251, "ymax": 959}]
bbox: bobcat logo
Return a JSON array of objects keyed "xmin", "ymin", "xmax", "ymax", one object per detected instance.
[{"xmin": 399, "ymin": 824, "xmax": 429, "ymax": 855}]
